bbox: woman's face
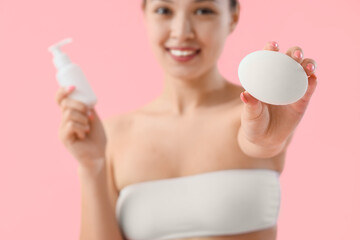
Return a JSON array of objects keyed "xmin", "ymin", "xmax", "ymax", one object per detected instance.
[{"xmin": 142, "ymin": 0, "xmax": 238, "ymax": 81}]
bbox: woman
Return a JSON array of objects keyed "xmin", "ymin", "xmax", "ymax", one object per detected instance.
[{"xmin": 55, "ymin": 0, "xmax": 318, "ymax": 239}]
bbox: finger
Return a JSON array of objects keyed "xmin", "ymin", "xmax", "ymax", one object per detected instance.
[
  {"xmin": 285, "ymin": 46, "xmax": 303, "ymax": 64},
  {"xmin": 264, "ymin": 41, "xmax": 279, "ymax": 51},
  {"xmin": 301, "ymin": 73, "xmax": 318, "ymax": 102},
  {"xmin": 62, "ymin": 108, "xmax": 90, "ymax": 127},
  {"xmin": 301, "ymin": 58, "xmax": 317, "ymax": 77},
  {"xmin": 87, "ymin": 107, "xmax": 94, "ymax": 121},
  {"xmin": 240, "ymin": 91, "xmax": 264, "ymax": 121},
  {"xmin": 55, "ymin": 85, "xmax": 76, "ymax": 106},
  {"xmin": 60, "ymin": 98, "xmax": 89, "ymax": 116},
  {"xmin": 62, "ymin": 121, "xmax": 90, "ymax": 141},
  {"xmin": 240, "ymin": 91, "xmax": 260, "ymax": 106}
]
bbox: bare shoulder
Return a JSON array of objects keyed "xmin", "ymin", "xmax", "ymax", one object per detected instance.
[
  {"xmin": 223, "ymin": 81, "xmax": 244, "ymax": 104},
  {"xmin": 227, "ymin": 81, "xmax": 245, "ymax": 93},
  {"xmin": 220, "ymin": 81, "xmax": 245, "ymax": 117},
  {"xmin": 102, "ymin": 110, "xmax": 137, "ymax": 143}
]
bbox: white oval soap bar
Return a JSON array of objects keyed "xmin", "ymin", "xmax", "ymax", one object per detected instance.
[{"xmin": 238, "ymin": 50, "xmax": 308, "ymax": 105}]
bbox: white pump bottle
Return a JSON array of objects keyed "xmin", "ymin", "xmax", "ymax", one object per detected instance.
[{"xmin": 48, "ymin": 38, "xmax": 97, "ymax": 108}]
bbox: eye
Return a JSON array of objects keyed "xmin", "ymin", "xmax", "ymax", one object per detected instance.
[
  {"xmin": 155, "ymin": 7, "xmax": 172, "ymax": 15},
  {"xmin": 195, "ymin": 8, "xmax": 215, "ymax": 15}
]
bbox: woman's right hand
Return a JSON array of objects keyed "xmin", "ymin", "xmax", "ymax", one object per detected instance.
[{"xmin": 55, "ymin": 86, "xmax": 107, "ymax": 171}]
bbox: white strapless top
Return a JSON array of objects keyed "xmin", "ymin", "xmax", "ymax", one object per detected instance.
[{"xmin": 115, "ymin": 168, "xmax": 281, "ymax": 240}]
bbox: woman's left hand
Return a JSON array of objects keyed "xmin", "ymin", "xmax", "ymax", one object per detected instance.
[{"xmin": 237, "ymin": 41, "xmax": 318, "ymax": 158}]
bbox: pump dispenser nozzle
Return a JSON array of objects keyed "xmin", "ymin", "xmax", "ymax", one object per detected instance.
[
  {"xmin": 48, "ymin": 38, "xmax": 73, "ymax": 69},
  {"xmin": 48, "ymin": 38, "xmax": 97, "ymax": 108}
]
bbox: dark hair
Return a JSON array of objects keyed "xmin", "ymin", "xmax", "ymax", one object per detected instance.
[
  {"xmin": 142, "ymin": 0, "xmax": 238, "ymax": 11},
  {"xmin": 230, "ymin": 0, "xmax": 238, "ymax": 10}
]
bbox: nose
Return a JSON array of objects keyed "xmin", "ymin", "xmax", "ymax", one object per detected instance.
[{"xmin": 170, "ymin": 13, "xmax": 195, "ymax": 42}]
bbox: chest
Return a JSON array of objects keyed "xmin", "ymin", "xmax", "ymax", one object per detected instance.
[{"xmin": 112, "ymin": 110, "xmax": 250, "ymax": 189}]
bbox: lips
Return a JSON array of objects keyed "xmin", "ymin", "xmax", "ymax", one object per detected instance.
[
  {"xmin": 165, "ymin": 47, "xmax": 201, "ymax": 62},
  {"xmin": 167, "ymin": 48, "xmax": 200, "ymax": 63}
]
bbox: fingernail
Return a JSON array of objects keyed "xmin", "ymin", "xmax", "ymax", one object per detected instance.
[
  {"xmin": 240, "ymin": 92, "xmax": 248, "ymax": 104},
  {"xmin": 306, "ymin": 63, "xmax": 315, "ymax": 72},
  {"xmin": 67, "ymin": 85, "xmax": 75, "ymax": 92},
  {"xmin": 88, "ymin": 110, "xmax": 95, "ymax": 120},
  {"xmin": 293, "ymin": 50, "xmax": 303, "ymax": 59},
  {"xmin": 271, "ymin": 41, "xmax": 278, "ymax": 48}
]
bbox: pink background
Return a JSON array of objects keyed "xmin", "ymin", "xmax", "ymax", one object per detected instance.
[{"xmin": 1, "ymin": 0, "xmax": 359, "ymax": 239}]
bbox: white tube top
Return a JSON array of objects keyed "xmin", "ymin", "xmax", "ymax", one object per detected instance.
[{"xmin": 115, "ymin": 168, "xmax": 281, "ymax": 240}]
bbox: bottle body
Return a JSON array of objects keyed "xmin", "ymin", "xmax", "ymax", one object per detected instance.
[{"xmin": 57, "ymin": 63, "xmax": 97, "ymax": 108}]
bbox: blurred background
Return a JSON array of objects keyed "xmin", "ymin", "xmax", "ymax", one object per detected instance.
[{"xmin": 1, "ymin": 0, "xmax": 359, "ymax": 239}]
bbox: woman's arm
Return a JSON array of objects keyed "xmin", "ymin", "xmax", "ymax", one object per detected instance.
[
  {"xmin": 77, "ymin": 119, "xmax": 124, "ymax": 240},
  {"xmin": 55, "ymin": 86, "xmax": 124, "ymax": 239}
]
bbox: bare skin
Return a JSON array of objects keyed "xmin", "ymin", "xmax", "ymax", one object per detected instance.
[{"xmin": 104, "ymin": 81, "xmax": 288, "ymax": 240}]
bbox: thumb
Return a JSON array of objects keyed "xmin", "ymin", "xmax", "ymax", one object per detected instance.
[
  {"xmin": 87, "ymin": 107, "xmax": 100, "ymax": 123},
  {"xmin": 240, "ymin": 91, "xmax": 263, "ymax": 120},
  {"xmin": 86, "ymin": 107, "xmax": 105, "ymax": 139}
]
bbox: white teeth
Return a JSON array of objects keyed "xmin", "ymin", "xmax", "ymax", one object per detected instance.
[{"xmin": 170, "ymin": 49, "xmax": 197, "ymax": 57}]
